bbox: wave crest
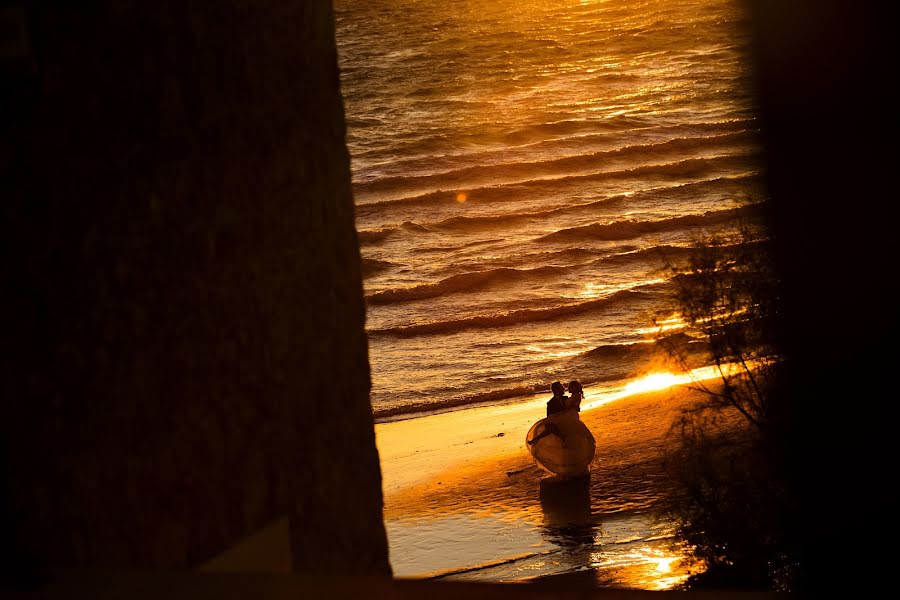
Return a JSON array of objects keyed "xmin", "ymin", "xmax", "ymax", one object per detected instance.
[{"xmin": 368, "ymin": 284, "xmax": 664, "ymax": 338}]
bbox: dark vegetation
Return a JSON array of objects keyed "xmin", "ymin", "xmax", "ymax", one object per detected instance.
[{"xmin": 657, "ymin": 213, "xmax": 801, "ymax": 590}]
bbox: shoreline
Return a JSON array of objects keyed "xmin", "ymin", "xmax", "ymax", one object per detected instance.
[
  {"xmin": 371, "ymin": 338, "xmax": 712, "ymax": 425},
  {"xmin": 376, "ymin": 366, "xmax": 731, "ymax": 495}
]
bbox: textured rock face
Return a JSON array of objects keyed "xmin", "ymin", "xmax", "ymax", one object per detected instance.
[{"xmin": 1, "ymin": 1, "xmax": 389, "ymax": 575}]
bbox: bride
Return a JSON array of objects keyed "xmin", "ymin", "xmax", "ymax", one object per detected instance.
[{"xmin": 567, "ymin": 380, "xmax": 584, "ymax": 412}]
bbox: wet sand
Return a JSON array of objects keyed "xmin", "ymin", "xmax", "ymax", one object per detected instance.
[{"xmin": 377, "ymin": 379, "xmax": 744, "ymax": 588}]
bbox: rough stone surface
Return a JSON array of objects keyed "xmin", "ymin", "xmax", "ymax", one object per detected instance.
[{"xmin": 1, "ymin": 0, "xmax": 389, "ymax": 575}]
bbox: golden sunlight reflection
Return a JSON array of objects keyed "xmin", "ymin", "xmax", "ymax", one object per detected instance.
[
  {"xmin": 590, "ymin": 546, "xmax": 695, "ymax": 591},
  {"xmin": 623, "ymin": 372, "xmax": 681, "ymax": 395},
  {"xmin": 654, "ymin": 556, "xmax": 677, "ymax": 573},
  {"xmin": 635, "ymin": 314, "xmax": 687, "ymax": 336},
  {"xmin": 526, "ymin": 340, "xmax": 593, "ymax": 359},
  {"xmin": 576, "ymin": 282, "xmax": 603, "ymax": 299},
  {"xmin": 574, "ymin": 278, "xmax": 666, "ymax": 300},
  {"xmin": 579, "ymin": 363, "xmax": 743, "ymax": 412},
  {"xmin": 635, "ymin": 309, "xmax": 754, "ymax": 338}
]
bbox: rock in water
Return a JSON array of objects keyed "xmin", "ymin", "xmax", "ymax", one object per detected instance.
[{"xmin": 526, "ymin": 410, "xmax": 596, "ymax": 477}]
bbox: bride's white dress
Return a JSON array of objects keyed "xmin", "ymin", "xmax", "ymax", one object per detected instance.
[{"xmin": 526, "ymin": 409, "xmax": 596, "ymax": 477}]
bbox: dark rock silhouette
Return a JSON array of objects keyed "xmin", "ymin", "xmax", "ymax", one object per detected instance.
[{"xmin": 1, "ymin": 1, "xmax": 389, "ymax": 577}]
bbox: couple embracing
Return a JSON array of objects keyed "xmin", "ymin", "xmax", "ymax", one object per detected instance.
[
  {"xmin": 545, "ymin": 380, "xmax": 583, "ymax": 417},
  {"xmin": 526, "ymin": 378, "xmax": 595, "ymax": 475}
]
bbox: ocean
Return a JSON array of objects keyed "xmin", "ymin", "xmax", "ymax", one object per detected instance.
[
  {"xmin": 334, "ymin": 0, "xmax": 763, "ymax": 422},
  {"xmin": 334, "ymin": 0, "xmax": 763, "ymax": 585}
]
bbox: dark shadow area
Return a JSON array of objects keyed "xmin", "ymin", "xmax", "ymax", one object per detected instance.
[
  {"xmin": 657, "ymin": 0, "xmax": 893, "ymax": 587},
  {"xmin": 742, "ymin": 0, "xmax": 892, "ymax": 593},
  {"xmin": 3, "ymin": 571, "xmax": 782, "ymax": 600},
  {"xmin": 1, "ymin": 0, "xmax": 388, "ymax": 587}
]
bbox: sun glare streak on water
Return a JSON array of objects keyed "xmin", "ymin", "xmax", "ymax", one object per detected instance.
[
  {"xmin": 578, "ymin": 363, "xmax": 741, "ymax": 412},
  {"xmin": 623, "ymin": 372, "xmax": 681, "ymax": 394}
]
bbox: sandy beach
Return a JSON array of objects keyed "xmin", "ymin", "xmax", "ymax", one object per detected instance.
[{"xmin": 377, "ymin": 376, "xmax": 743, "ymax": 588}]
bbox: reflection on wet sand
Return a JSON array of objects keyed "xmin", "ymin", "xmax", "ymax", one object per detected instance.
[
  {"xmin": 535, "ymin": 474, "xmax": 698, "ymax": 590},
  {"xmin": 539, "ymin": 474, "xmax": 596, "ymax": 566}
]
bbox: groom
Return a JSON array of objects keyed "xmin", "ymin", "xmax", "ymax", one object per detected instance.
[
  {"xmin": 528, "ymin": 381, "xmax": 569, "ymax": 447},
  {"xmin": 545, "ymin": 381, "xmax": 568, "ymax": 417}
]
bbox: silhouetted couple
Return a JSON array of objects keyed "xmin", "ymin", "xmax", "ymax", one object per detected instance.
[
  {"xmin": 527, "ymin": 380, "xmax": 584, "ymax": 448},
  {"xmin": 546, "ymin": 380, "xmax": 583, "ymax": 417}
]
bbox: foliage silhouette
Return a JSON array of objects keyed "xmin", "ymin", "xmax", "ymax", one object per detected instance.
[{"xmin": 655, "ymin": 208, "xmax": 799, "ymax": 590}]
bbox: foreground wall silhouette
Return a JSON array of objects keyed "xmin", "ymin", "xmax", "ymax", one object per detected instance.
[{"xmin": 1, "ymin": 1, "xmax": 390, "ymax": 575}]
